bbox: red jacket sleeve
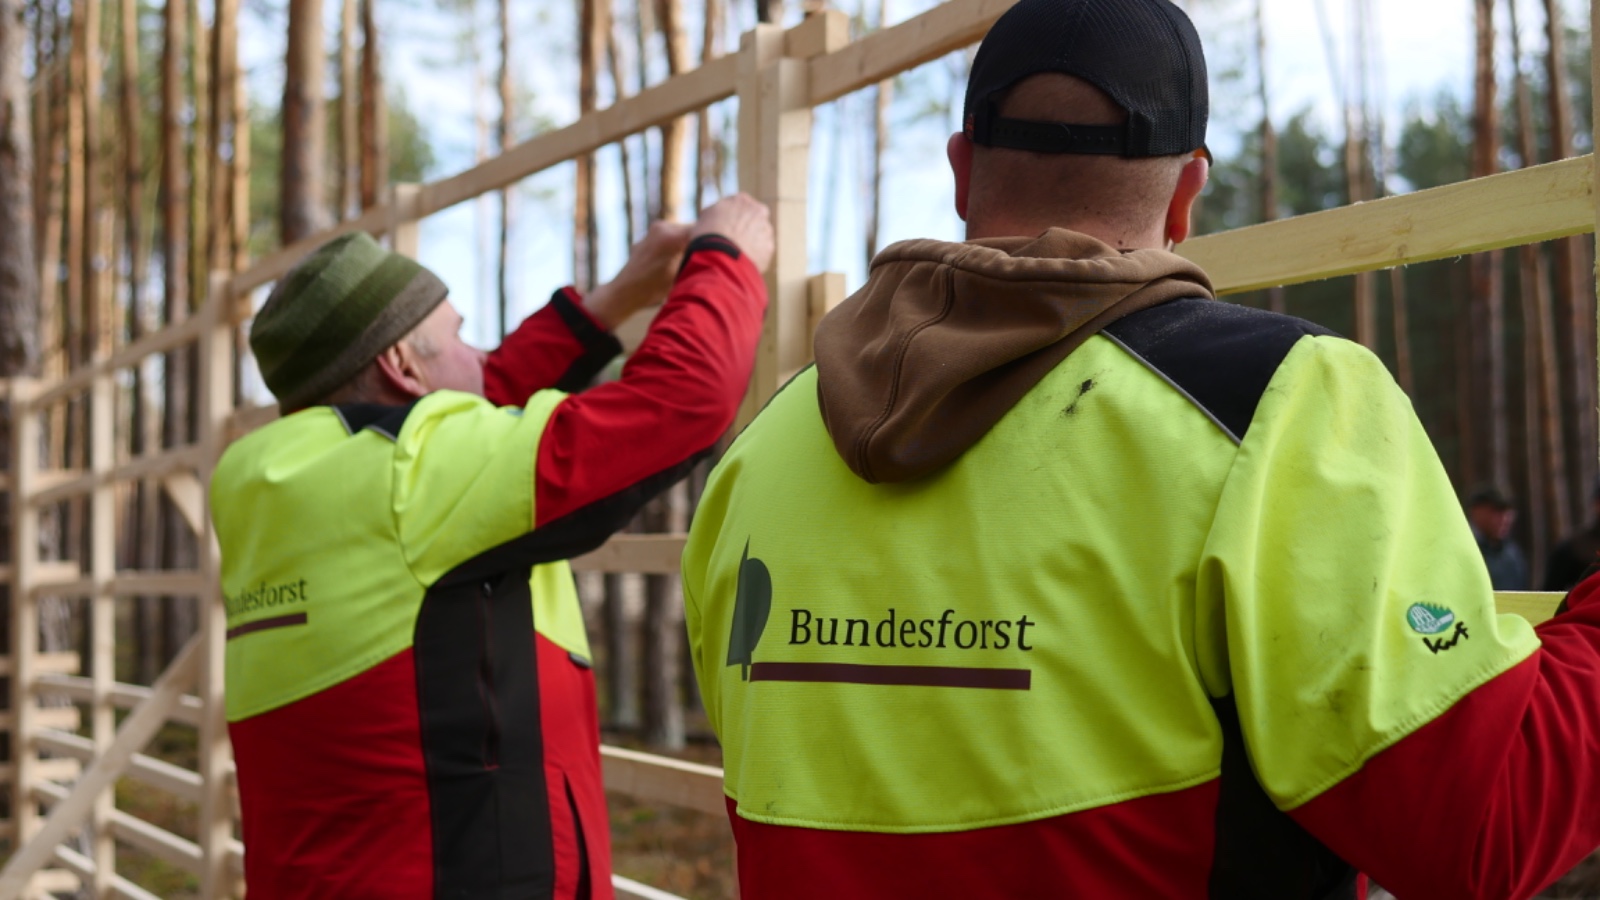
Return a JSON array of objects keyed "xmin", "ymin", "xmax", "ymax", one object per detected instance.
[
  {"xmin": 1291, "ymin": 576, "xmax": 1600, "ymax": 900},
  {"xmin": 529, "ymin": 237, "xmax": 766, "ymax": 549},
  {"xmin": 483, "ymin": 288, "xmax": 623, "ymax": 406}
]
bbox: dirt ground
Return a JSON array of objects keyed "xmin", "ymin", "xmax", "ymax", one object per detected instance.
[{"xmin": 605, "ymin": 737, "xmax": 736, "ymax": 900}]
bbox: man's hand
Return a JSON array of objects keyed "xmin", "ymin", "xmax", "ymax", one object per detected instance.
[
  {"xmin": 584, "ymin": 220, "xmax": 693, "ymax": 330},
  {"xmin": 692, "ymin": 194, "xmax": 775, "ymax": 274}
]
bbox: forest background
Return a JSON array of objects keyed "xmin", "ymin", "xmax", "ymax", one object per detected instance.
[{"xmin": 0, "ymin": 0, "xmax": 1597, "ymax": 894}]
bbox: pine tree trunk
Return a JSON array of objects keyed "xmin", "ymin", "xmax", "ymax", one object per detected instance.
[
  {"xmin": 1470, "ymin": 0, "xmax": 1507, "ymax": 488},
  {"xmin": 81, "ymin": 0, "xmax": 104, "ymax": 362},
  {"xmin": 338, "ymin": 0, "xmax": 358, "ymax": 220},
  {"xmin": 656, "ymin": 0, "xmax": 689, "ymax": 220},
  {"xmin": 358, "ymin": 0, "xmax": 386, "ymax": 210},
  {"xmin": 282, "ymin": 0, "xmax": 328, "ymax": 243},
  {"xmin": 575, "ymin": 0, "xmax": 605, "ymax": 289},
  {"xmin": 1510, "ymin": 0, "xmax": 1568, "ymax": 574},
  {"xmin": 607, "ymin": 19, "xmax": 638, "ymax": 241},
  {"xmin": 1543, "ymin": 0, "xmax": 1596, "ymax": 514},
  {"xmin": 0, "ymin": 0, "xmax": 38, "ymax": 376},
  {"xmin": 1255, "ymin": 0, "xmax": 1284, "ymax": 313},
  {"xmin": 642, "ymin": 482, "xmax": 686, "ymax": 749},
  {"xmin": 866, "ymin": 0, "xmax": 891, "ymax": 265},
  {"xmin": 694, "ymin": 0, "xmax": 722, "ymax": 213},
  {"xmin": 498, "ymin": 0, "xmax": 513, "ymax": 334},
  {"xmin": 209, "ymin": 0, "xmax": 240, "ymax": 272}
]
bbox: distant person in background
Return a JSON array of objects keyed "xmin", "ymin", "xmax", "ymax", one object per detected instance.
[
  {"xmin": 1468, "ymin": 484, "xmax": 1530, "ymax": 590},
  {"xmin": 1545, "ymin": 481, "xmax": 1600, "ymax": 592}
]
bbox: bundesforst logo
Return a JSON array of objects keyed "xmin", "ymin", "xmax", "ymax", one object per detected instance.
[
  {"xmin": 726, "ymin": 540, "xmax": 772, "ymax": 681},
  {"xmin": 1406, "ymin": 602, "xmax": 1456, "ymax": 635}
]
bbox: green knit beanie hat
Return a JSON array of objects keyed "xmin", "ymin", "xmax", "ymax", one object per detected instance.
[{"xmin": 251, "ymin": 232, "xmax": 448, "ymax": 409}]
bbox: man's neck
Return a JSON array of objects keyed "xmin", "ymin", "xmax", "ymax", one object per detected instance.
[{"xmin": 964, "ymin": 218, "xmax": 1163, "ymax": 251}]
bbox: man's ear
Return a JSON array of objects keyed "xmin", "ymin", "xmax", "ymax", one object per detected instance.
[
  {"xmin": 947, "ymin": 133, "xmax": 974, "ymax": 222},
  {"xmin": 372, "ymin": 341, "xmax": 430, "ymax": 400},
  {"xmin": 1164, "ymin": 155, "xmax": 1209, "ymax": 246}
]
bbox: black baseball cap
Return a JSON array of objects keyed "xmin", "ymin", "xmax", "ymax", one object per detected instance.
[{"xmin": 963, "ymin": 0, "xmax": 1209, "ymax": 160}]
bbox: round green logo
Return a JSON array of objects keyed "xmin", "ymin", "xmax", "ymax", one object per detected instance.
[{"xmin": 1407, "ymin": 603, "xmax": 1456, "ymax": 635}]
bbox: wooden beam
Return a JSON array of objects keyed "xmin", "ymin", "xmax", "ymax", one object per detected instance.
[
  {"xmin": 32, "ymin": 729, "xmax": 203, "ymax": 803},
  {"xmin": 599, "ymin": 745, "xmax": 725, "ymax": 816},
  {"xmin": 0, "ymin": 636, "xmax": 200, "ymax": 900},
  {"xmin": 159, "ymin": 473, "xmax": 205, "ymax": 535},
  {"xmin": 1495, "ymin": 591, "xmax": 1563, "ymax": 626},
  {"xmin": 33, "ymin": 675, "xmax": 203, "ymax": 727},
  {"xmin": 808, "ymin": 0, "xmax": 1015, "ymax": 106},
  {"xmin": 569, "ymin": 535, "xmax": 688, "ymax": 574},
  {"xmin": 612, "ymin": 874, "xmax": 690, "ymax": 900},
  {"xmin": 420, "ymin": 55, "xmax": 741, "ymax": 221},
  {"xmin": 1181, "ymin": 156, "xmax": 1593, "ymax": 295}
]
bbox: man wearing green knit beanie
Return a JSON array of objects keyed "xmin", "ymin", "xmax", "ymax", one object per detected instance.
[{"xmin": 213, "ymin": 194, "xmax": 774, "ymax": 899}]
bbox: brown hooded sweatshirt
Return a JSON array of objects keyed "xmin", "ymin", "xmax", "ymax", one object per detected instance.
[{"xmin": 814, "ymin": 228, "xmax": 1215, "ymax": 484}]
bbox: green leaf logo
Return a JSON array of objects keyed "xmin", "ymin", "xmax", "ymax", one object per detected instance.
[
  {"xmin": 726, "ymin": 540, "xmax": 773, "ymax": 681},
  {"xmin": 1407, "ymin": 603, "xmax": 1456, "ymax": 635}
]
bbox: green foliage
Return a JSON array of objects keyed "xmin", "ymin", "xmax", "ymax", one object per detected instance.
[
  {"xmin": 1397, "ymin": 93, "xmax": 1470, "ymax": 191},
  {"xmin": 248, "ymin": 88, "xmax": 436, "ymax": 255}
]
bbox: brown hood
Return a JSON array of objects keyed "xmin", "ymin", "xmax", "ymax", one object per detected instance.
[{"xmin": 814, "ymin": 228, "xmax": 1213, "ymax": 483}]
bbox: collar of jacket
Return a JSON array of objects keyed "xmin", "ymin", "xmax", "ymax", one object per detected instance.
[{"xmin": 814, "ymin": 227, "xmax": 1215, "ymax": 484}]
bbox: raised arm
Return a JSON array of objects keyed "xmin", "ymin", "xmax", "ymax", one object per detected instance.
[
  {"xmin": 528, "ymin": 195, "xmax": 774, "ymax": 559},
  {"xmin": 483, "ymin": 222, "xmax": 693, "ymax": 405}
]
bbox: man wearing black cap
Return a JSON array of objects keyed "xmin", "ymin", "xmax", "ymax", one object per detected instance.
[
  {"xmin": 681, "ymin": 1, "xmax": 1600, "ymax": 898},
  {"xmin": 213, "ymin": 195, "xmax": 772, "ymax": 899}
]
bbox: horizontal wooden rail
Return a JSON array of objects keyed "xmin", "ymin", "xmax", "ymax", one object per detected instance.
[
  {"xmin": 35, "ymin": 675, "xmax": 205, "ymax": 727},
  {"xmin": 599, "ymin": 745, "xmax": 725, "ymax": 816},
  {"xmin": 1184, "ymin": 156, "xmax": 1593, "ymax": 294},
  {"xmin": 26, "ymin": 445, "xmax": 205, "ymax": 507},
  {"xmin": 49, "ymin": 845, "xmax": 160, "ymax": 900},
  {"xmin": 33, "ymin": 729, "xmax": 204, "ymax": 804},
  {"xmin": 229, "ymin": 12, "xmax": 844, "ymax": 313},
  {"xmin": 809, "ymin": 0, "xmax": 1012, "ymax": 105},
  {"xmin": 612, "ymin": 874, "xmax": 690, "ymax": 900},
  {"xmin": 30, "ymin": 315, "xmax": 207, "ymax": 409},
  {"xmin": 570, "ymin": 535, "xmax": 689, "ymax": 574},
  {"xmin": 0, "ymin": 652, "xmax": 80, "ymax": 679},
  {"xmin": 33, "ymin": 780, "xmax": 203, "ymax": 877}
]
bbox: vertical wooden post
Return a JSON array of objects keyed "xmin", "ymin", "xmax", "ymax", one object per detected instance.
[
  {"xmin": 88, "ymin": 372, "xmax": 114, "ymax": 896},
  {"xmin": 196, "ymin": 274, "xmax": 235, "ymax": 899},
  {"xmin": 7, "ymin": 379, "xmax": 39, "ymax": 876},
  {"xmin": 390, "ymin": 182, "xmax": 421, "ymax": 258},
  {"xmin": 735, "ymin": 24, "xmax": 808, "ymax": 428},
  {"xmin": 1593, "ymin": 0, "xmax": 1600, "ymax": 481}
]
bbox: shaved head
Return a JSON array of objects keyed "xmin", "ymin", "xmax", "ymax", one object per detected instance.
[{"xmin": 955, "ymin": 74, "xmax": 1197, "ymax": 248}]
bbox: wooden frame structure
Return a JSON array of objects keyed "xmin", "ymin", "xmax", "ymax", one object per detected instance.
[{"xmin": 0, "ymin": 0, "xmax": 1586, "ymax": 894}]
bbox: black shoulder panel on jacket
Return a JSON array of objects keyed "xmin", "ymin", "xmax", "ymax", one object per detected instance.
[
  {"xmin": 1102, "ymin": 298, "xmax": 1336, "ymax": 444},
  {"xmin": 331, "ymin": 401, "xmax": 420, "ymax": 441}
]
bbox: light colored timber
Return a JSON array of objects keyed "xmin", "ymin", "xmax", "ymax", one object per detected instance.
[
  {"xmin": 808, "ymin": 0, "xmax": 1016, "ymax": 105},
  {"xmin": 29, "ymin": 315, "xmax": 207, "ymax": 409},
  {"xmin": 570, "ymin": 535, "xmax": 689, "ymax": 574},
  {"xmin": 803, "ymin": 271, "xmax": 848, "ymax": 372},
  {"xmin": 0, "ymin": 652, "xmax": 82, "ymax": 679},
  {"xmin": 49, "ymin": 843, "xmax": 163, "ymax": 900},
  {"xmin": 35, "ymin": 675, "xmax": 204, "ymax": 727},
  {"xmin": 31, "ymin": 758, "xmax": 82, "ymax": 784},
  {"xmin": 26, "ymin": 445, "xmax": 205, "ymax": 508},
  {"xmin": 31, "ymin": 780, "xmax": 202, "ymax": 875},
  {"xmin": 599, "ymin": 745, "xmax": 725, "ymax": 816},
  {"xmin": 783, "ymin": 8, "xmax": 849, "ymax": 59},
  {"xmin": 1181, "ymin": 156, "xmax": 1593, "ymax": 295},
  {"xmin": 1495, "ymin": 591, "xmax": 1564, "ymax": 626},
  {"xmin": 226, "ymin": 13, "xmax": 842, "ymax": 310},
  {"xmin": 612, "ymin": 874, "xmax": 690, "ymax": 900},
  {"xmin": 32, "ymin": 728, "xmax": 203, "ymax": 803},
  {"xmin": 227, "ymin": 404, "xmax": 279, "ymax": 441},
  {"xmin": 0, "ymin": 637, "xmax": 200, "ymax": 899},
  {"xmin": 421, "ymin": 54, "xmax": 740, "ymax": 219}
]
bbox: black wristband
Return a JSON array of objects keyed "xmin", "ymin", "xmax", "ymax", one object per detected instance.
[{"xmin": 677, "ymin": 234, "xmax": 743, "ymax": 275}]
